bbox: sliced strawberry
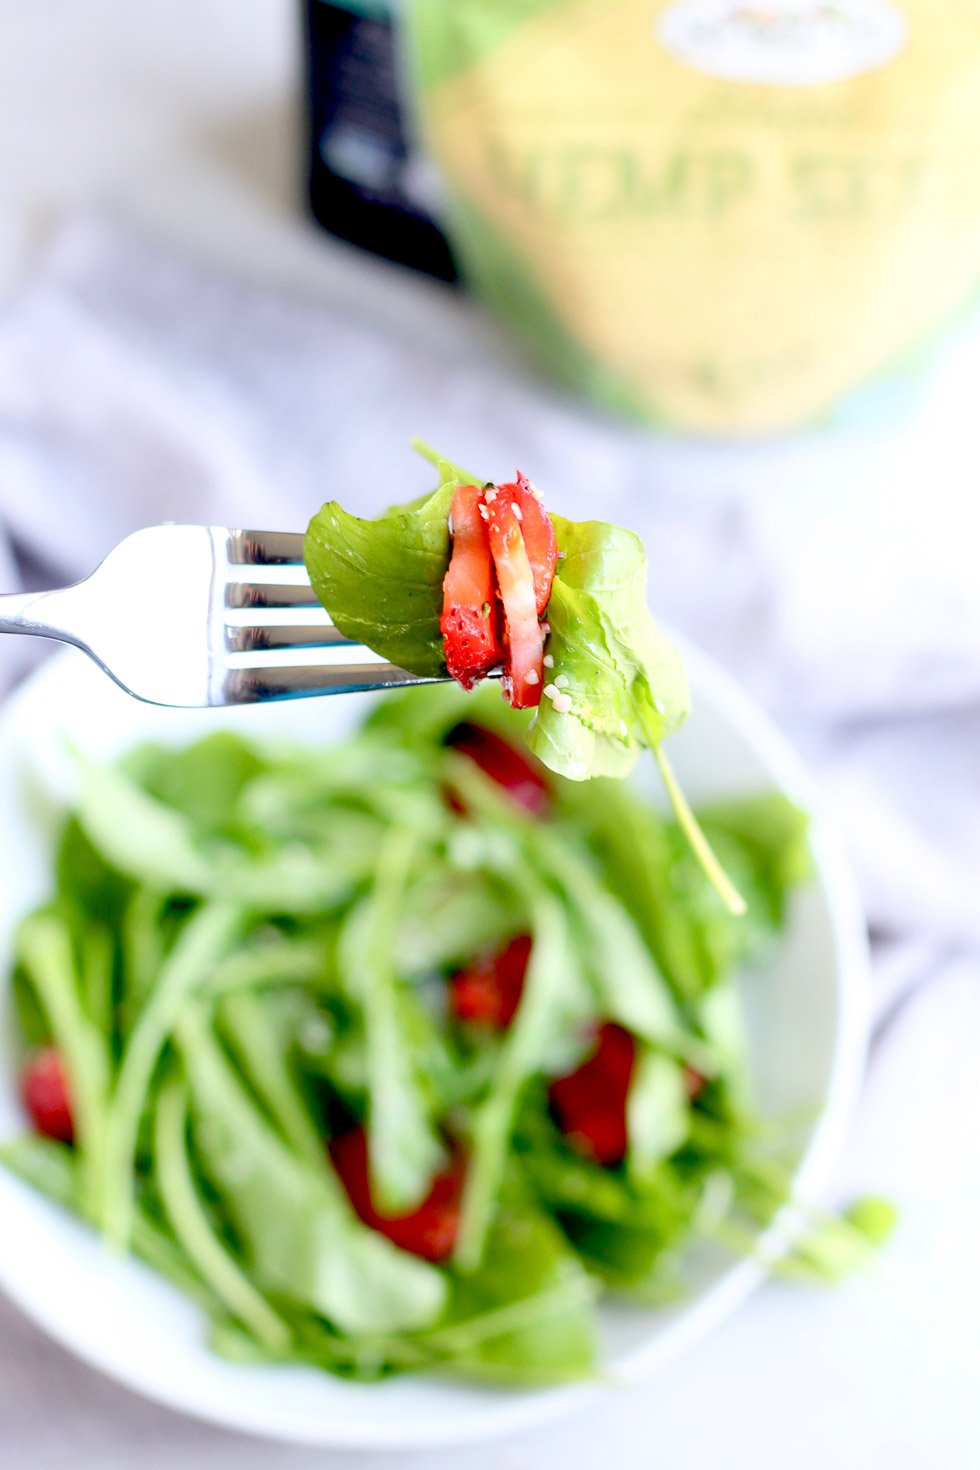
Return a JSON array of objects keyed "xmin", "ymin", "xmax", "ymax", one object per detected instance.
[
  {"xmin": 440, "ymin": 484, "xmax": 502, "ymax": 691},
  {"xmin": 548, "ymin": 1023, "xmax": 636, "ymax": 1167},
  {"xmin": 445, "ymin": 722, "xmax": 550, "ymax": 817},
  {"xmin": 683, "ymin": 1064, "xmax": 708, "ymax": 1101},
  {"xmin": 510, "ymin": 472, "xmax": 557, "ymax": 616},
  {"xmin": 449, "ymin": 934, "xmax": 532, "ymax": 1030},
  {"xmin": 484, "ymin": 490, "xmax": 544, "ymax": 709},
  {"xmin": 21, "ymin": 1047, "xmax": 74, "ymax": 1144},
  {"xmin": 329, "ymin": 1125, "xmax": 464, "ymax": 1263}
]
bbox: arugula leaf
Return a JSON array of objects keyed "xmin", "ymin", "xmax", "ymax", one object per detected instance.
[
  {"xmin": 337, "ymin": 828, "xmax": 446, "ymax": 1214},
  {"xmin": 208, "ymin": 1183, "xmax": 599, "ymax": 1384},
  {"xmin": 215, "ymin": 988, "xmax": 326, "ymax": 1167},
  {"xmin": 77, "ymin": 756, "xmax": 217, "ymax": 894},
  {"xmin": 626, "ymin": 1047, "xmax": 689, "ymax": 1186},
  {"xmin": 556, "ymin": 778, "xmax": 810, "ymax": 1002},
  {"xmin": 526, "ymin": 516, "xmax": 689, "ymax": 776},
  {"xmin": 55, "ymin": 814, "xmax": 133, "ymax": 921},
  {"xmin": 438, "ymin": 1180, "xmax": 598, "ymax": 1383},
  {"xmin": 515, "ymin": 1102, "xmax": 698, "ymax": 1295},
  {"xmin": 126, "ymin": 733, "xmax": 265, "ymax": 837},
  {"xmin": 395, "ymin": 866, "xmax": 527, "ymax": 973},
  {"xmin": 154, "ymin": 1076, "xmax": 292, "ymax": 1352},
  {"xmin": 560, "ymin": 1213, "xmax": 682, "ymax": 1296},
  {"xmin": 178, "ymin": 1007, "xmax": 447, "ymax": 1336},
  {"xmin": 305, "ymin": 469, "xmax": 461, "ymax": 678},
  {"xmin": 76, "ymin": 755, "xmax": 371, "ymax": 914},
  {"xmin": 526, "ymin": 827, "xmax": 691, "ymax": 1056},
  {"xmin": 363, "ymin": 679, "xmax": 531, "ymax": 750},
  {"xmin": 100, "ymin": 901, "xmax": 245, "ymax": 1248},
  {"xmin": 776, "ymin": 1197, "xmax": 898, "ymax": 1282},
  {"xmin": 15, "ymin": 910, "xmax": 110, "ymax": 1214},
  {"xmin": 455, "ymin": 879, "xmax": 592, "ymax": 1270}
]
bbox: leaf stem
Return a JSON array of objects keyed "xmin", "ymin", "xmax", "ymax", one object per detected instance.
[
  {"xmin": 651, "ymin": 744, "xmax": 747, "ymax": 917},
  {"xmin": 410, "ymin": 438, "xmax": 482, "ymax": 486}
]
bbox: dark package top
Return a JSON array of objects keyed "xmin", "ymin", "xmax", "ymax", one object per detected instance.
[{"xmin": 304, "ymin": 0, "xmax": 456, "ymax": 281}]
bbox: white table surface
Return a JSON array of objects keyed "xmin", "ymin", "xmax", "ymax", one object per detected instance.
[{"xmin": 1, "ymin": 4, "xmax": 978, "ymax": 1467}]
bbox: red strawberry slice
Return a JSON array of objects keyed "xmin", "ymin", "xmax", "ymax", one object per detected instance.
[
  {"xmin": 445, "ymin": 722, "xmax": 550, "ymax": 817},
  {"xmin": 683, "ymin": 1064, "xmax": 708, "ymax": 1101},
  {"xmin": 21, "ymin": 1047, "xmax": 74, "ymax": 1144},
  {"xmin": 449, "ymin": 934, "xmax": 532, "ymax": 1029},
  {"xmin": 440, "ymin": 484, "xmax": 502, "ymax": 691},
  {"xmin": 548, "ymin": 1023, "xmax": 636, "ymax": 1167},
  {"xmin": 329, "ymin": 1125, "xmax": 464, "ymax": 1263},
  {"xmin": 484, "ymin": 490, "xmax": 544, "ymax": 709},
  {"xmin": 510, "ymin": 472, "xmax": 557, "ymax": 616}
]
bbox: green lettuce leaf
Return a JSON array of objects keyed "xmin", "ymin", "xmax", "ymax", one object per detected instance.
[
  {"xmin": 555, "ymin": 778, "xmax": 811, "ymax": 1001},
  {"xmin": 178, "ymin": 1007, "xmax": 447, "ymax": 1336},
  {"xmin": 304, "ymin": 467, "xmax": 461, "ymax": 678},
  {"xmin": 626, "ymin": 1047, "xmax": 689, "ymax": 1186},
  {"xmin": 337, "ymin": 828, "xmax": 446, "ymax": 1214},
  {"xmin": 437, "ymin": 1179, "xmax": 598, "ymax": 1383},
  {"xmin": 525, "ymin": 516, "xmax": 689, "ymax": 780},
  {"xmin": 75, "ymin": 755, "xmax": 371, "ymax": 914}
]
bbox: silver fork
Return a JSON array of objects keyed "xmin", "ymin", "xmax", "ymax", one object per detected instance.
[{"xmin": 0, "ymin": 526, "xmax": 449, "ymax": 706}]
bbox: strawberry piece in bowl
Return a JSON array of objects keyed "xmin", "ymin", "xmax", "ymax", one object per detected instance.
[
  {"xmin": 449, "ymin": 933, "xmax": 532, "ymax": 1030},
  {"xmin": 548, "ymin": 1023, "xmax": 636, "ymax": 1167},
  {"xmin": 445, "ymin": 721, "xmax": 551, "ymax": 817},
  {"xmin": 21, "ymin": 1047, "xmax": 74, "ymax": 1144},
  {"xmin": 329, "ymin": 1125, "xmax": 465, "ymax": 1263}
]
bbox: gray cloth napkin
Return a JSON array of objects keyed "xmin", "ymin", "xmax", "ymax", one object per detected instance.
[{"xmin": 0, "ymin": 215, "xmax": 977, "ymax": 1467}]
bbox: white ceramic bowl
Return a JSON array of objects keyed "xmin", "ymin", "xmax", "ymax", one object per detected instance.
[{"xmin": 0, "ymin": 645, "xmax": 869, "ymax": 1449}]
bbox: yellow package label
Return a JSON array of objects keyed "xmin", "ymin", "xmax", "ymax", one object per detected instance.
[{"xmin": 414, "ymin": 0, "xmax": 980, "ymax": 433}]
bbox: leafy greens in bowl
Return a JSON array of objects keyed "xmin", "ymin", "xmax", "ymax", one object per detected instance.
[{"xmin": 0, "ymin": 647, "xmax": 870, "ymax": 1447}]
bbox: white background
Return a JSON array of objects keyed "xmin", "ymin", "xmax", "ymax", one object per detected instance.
[{"xmin": 0, "ymin": 3, "xmax": 978, "ymax": 1467}]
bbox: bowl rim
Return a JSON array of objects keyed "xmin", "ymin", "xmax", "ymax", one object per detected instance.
[{"xmin": 0, "ymin": 642, "xmax": 870, "ymax": 1448}]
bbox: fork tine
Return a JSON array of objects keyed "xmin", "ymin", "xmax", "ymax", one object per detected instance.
[
  {"xmin": 220, "ymin": 661, "xmax": 446, "ymax": 704},
  {"xmin": 226, "ymin": 620, "xmax": 356, "ymax": 652},
  {"xmin": 225, "ymin": 580, "xmax": 322, "ymax": 610},
  {"xmin": 225, "ymin": 530, "xmax": 305, "ymax": 566}
]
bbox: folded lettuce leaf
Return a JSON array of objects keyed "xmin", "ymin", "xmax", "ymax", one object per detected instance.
[
  {"xmin": 305, "ymin": 467, "xmax": 461, "ymax": 678},
  {"xmin": 304, "ymin": 457, "xmax": 688, "ymax": 785}
]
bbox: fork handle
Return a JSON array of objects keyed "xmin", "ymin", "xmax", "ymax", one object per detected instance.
[
  {"xmin": 0, "ymin": 592, "xmax": 34, "ymax": 630},
  {"xmin": 0, "ymin": 587, "xmax": 85, "ymax": 643},
  {"xmin": 0, "ymin": 589, "xmax": 67, "ymax": 638}
]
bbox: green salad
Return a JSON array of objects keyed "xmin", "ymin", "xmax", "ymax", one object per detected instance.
[
  {"xmin": 4, "ymin": 451, "xmax": 893, "ymax": 1383},
  {"xmin": 3, "ymin": 684, "xmax": 820, "ymax": 1384}
]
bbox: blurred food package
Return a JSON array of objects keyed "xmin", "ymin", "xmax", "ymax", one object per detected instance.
[{"xmin": 305, "ymin": 1, "xmax": 980, "ymax": 434}]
